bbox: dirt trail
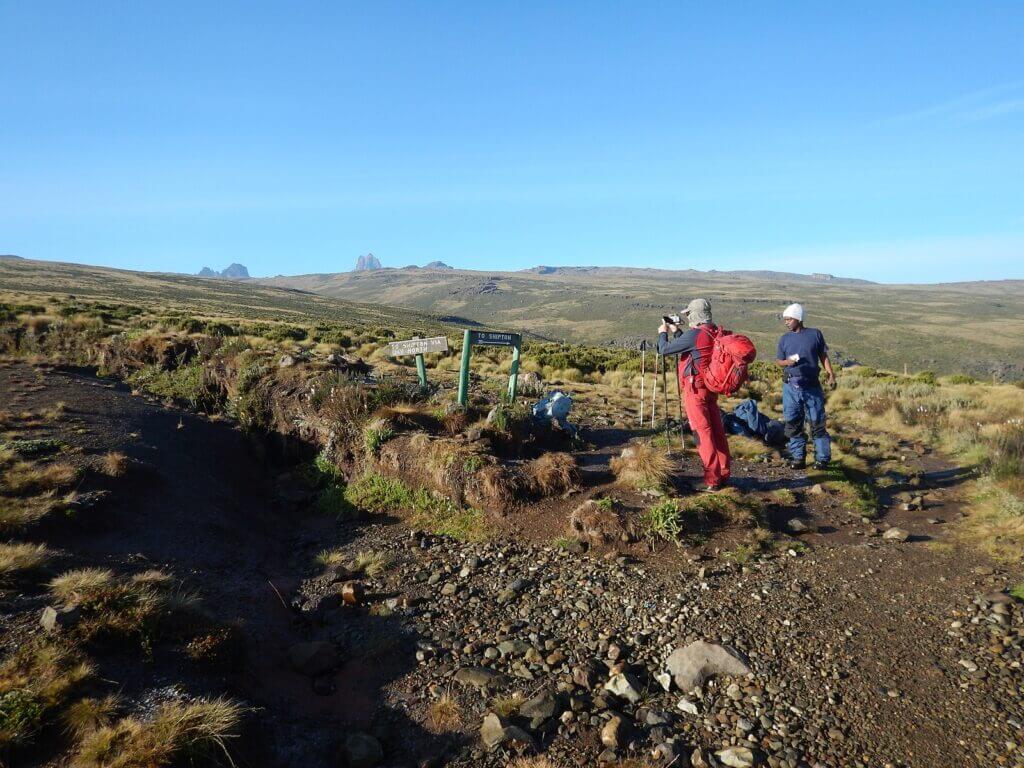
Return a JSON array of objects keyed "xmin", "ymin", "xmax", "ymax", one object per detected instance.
[
  {"xmin": 3, "ymin": 361, "xmax": 1021, "ymax": 767},
  {"xmin": 1, "ymin": 362, "xmax": 440, "ymax": 766}
]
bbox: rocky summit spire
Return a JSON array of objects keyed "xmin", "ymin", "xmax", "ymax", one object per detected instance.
[{"xmin": 355, "ymin": 253, "xmax": 382, "ymax": 271}]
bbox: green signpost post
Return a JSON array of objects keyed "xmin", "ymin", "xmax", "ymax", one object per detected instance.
[
  {"xmin": 386, "ymin": 336, "xmax": 449, "ymax": 387},
  {"xmin": 456, "ymin": 330, "xmax": 523, "ymax": 406}
]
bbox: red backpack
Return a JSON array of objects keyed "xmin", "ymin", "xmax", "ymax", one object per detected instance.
[{"xmin": 699, "ymin": 326, "xmax": 757, "ymax": 395}]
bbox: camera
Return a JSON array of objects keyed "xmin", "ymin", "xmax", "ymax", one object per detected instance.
[{"xmin": 662, "ymin": 314, "xmax": 682, "ymax": 326}]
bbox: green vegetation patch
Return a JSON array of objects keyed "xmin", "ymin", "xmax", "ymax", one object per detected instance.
[{"xmin": 345, "ymin": 473, "xmax": 492, "ymax": 541}]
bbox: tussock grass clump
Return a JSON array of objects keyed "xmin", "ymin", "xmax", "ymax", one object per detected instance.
[
  {"xmin": 48, "ymin": 568, "xmax": 191, "ymax": 646},
  {"xmin": 100, "ymin": 451, "xmax": 129, "ymax": 477},
  {"xmin": 610, "ymin": 442, "xmax": 673, "ymax": 491},
  {"xmin": 425, "ymin": 695, "xmax": 462, "ymax": 733},
  {"xmin": 681, "ymin": 488, "xmax": 761, "ymax": 527},
  {"xmin": 72, "ymin": 697, "xmax": 243, "ymax": 768},
  {"xmin": 489, "ymin": 692, "xmax": 523, "ymax": 718},
  {"xmin": 0, "ymin": 541, "xmax": 51, "ymax": 581},
  {"xmin": 3, "ymin": 461, "xmax": 79, "ymax": 495},
  {"xmin": 0, "ymin": 641, "xmax": 93, "ymax": 748},
  {"xmin": 63, "ymin": 695, "xmax": 121, "ymax": 739},
  {"xmin": 352, "ymin": 550, "xmax": 393, "ymax": 577},
  {"xmin": 522, "ymin": 453, "xmax": 579, "ymax": 496},
  {"xmin": 0, "ymin": 492, "xmax": 61, "ymax": 533},
  {"xmin": 508, "ymin": 758, "xmax": 558, "ymax": 768},
  {"xmin": 315, "ymin": 548, "xmax": 347, "ymax": 569}
]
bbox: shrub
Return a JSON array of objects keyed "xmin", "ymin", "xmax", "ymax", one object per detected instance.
[
  {"xmin": 363, "ymin": 418, "xmax": 395, "ymax": 455},
  {"xmin": 644, "ymin": 499, "xmax": 684, "ymax": 542},
  {"xmin": 946, "ymin": 374, "xmax": 977, "ymax": 385},
  {"xmin": 988, "ymin": 423, "xmax": 1024, "ymax": 481},
  {"xmin": 0, "ymin": 642, "xmax": 93, "ymax": 748},
  {"xmin": 128, "ymin": 363, "xmax": 222, "ymax": 411}
]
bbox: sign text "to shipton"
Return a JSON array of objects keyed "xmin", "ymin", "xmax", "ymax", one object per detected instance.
[{"xmin": 474, "ymin": 331, "xmax": 520, "ymax": 347}]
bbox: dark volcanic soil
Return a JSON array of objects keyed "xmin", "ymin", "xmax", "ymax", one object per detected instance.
[{"xmin": 2, "ymin": 361, "xmax": 1022, "ymax": 768}]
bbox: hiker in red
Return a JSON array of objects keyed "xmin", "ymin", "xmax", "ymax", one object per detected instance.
[{"xmin": 657, "ymin": 298, "xmax": 731, "ymax": 490}]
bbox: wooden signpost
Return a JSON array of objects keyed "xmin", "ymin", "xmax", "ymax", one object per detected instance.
[
  {"xmin": 457, "ymin": 330, "xmax": 523, "ymax": 406},
  {"xmin": 386, "ymin": 336, "xmax": 449, "ymax": 386}
]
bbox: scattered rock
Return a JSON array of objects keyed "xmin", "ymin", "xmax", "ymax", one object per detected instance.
[
  {"xmin": 479, "ymin": 712, "xmax": 536, "ymax": 752},
  {"xmin": 717, "ymin": 745, "xmax": 756, "ymax": 767},
  {"xmin": 603, "ymin": 671, "xmax": 643, "ymax": 703},
  {"xmin": 882, "ymin": 527, "xmax": 909, "ymax": 542},
  {"xmin": 453, "ymin": 666, "xmax": 502, "ymax": 691},
  {"xmin": 786, "ymin": 518, "xmax": 809, "ymax": 534},
  {"xmin": 341, "ymin": 581, "xmax": 365, "ymax": 605},
  {"xmin": 40, "ymin": 605, "xmax": 80, "ymax": 634},
  {"xmin": 601, "ymin": 715, "xmax": 628, "ymax": 748}
]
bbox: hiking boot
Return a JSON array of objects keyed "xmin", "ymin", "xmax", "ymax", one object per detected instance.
[
  {"xmin": 813, "ymin": 460, "xmax": 830, "ymax": 470},
  {"xmin": 788, "ymin": 458, "xmax": 806, "ymax": 470},
  {"xmin": 702, "ymin": 483, "xmax": 725, "ymax": 493}
]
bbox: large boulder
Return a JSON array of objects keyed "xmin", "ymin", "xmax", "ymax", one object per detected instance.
[{"xmin": 665, "ymin": 641, "xmax": 751, "ymax": 691}]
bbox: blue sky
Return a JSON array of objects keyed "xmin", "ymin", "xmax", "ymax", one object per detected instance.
[{"xmin": 2, "ymin": 2, "xmax": 1022, "ymax": 283}]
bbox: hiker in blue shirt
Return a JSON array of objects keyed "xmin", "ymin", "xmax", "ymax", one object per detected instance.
[{"xmin": 775, "ymin": 303, "xmax": 836, "ymax": 470}]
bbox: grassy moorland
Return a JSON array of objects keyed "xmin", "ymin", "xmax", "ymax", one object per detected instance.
[
  {"xmin": 262, "ymin": 264, "xmax": 1024, "ymax": 379},
  {"xmin": 2, "ymin": 259, "xmax": 1024, "ymax": 766}
]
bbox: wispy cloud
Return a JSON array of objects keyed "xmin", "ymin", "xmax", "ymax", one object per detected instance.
[{"xmin": 879, "ymin": 82, "xmax": 1024, "ymax": 126}]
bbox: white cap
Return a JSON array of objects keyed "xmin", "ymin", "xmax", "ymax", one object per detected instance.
[{"xmin": 783, "ymin": 303, "xmax": 804, "ymax": 322}]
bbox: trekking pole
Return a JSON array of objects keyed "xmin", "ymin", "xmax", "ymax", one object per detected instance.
[
  {"xmin": 638, "ymin": 340, "xmax": 646, "ymax": 427},
  {"xmin": 661, "ymin": 352, "xmax": 670, "ymax": 453},
  {"xmin": 674, "ymin": 354, "xmax": 685, "ymax": 454},
  {"xmin": 651, "ymin": 354, "xmax": 659, "ymax": 429}
]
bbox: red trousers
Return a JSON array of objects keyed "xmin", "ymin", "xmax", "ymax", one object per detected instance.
[{"xmin": 681, "ymin": 376, "xmax": 731, "ymax": 487}]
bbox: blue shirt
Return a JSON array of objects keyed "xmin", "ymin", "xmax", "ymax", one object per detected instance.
[{"xmin": 776, "ymin": 328, "xmax": 828, "ymax": 388}]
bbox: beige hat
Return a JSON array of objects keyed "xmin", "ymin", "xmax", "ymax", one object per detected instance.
[{"xmin": 683, "ymin": 298, "xmax": 712, "ymax": 328}]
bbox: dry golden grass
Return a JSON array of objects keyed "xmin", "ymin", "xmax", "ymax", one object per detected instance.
[
  {"xmin": 72, "ymin": 697, "xmax": 243, "ymax": 768},
  {"xmin": 315, "ymin": 547, "xmax": 347, "ymax": 569},
  {"xmin": 425, "ymin": 694, "xmax": 462, "ymax": 733},
  {"xmin": 0, "ymin": 541, "xmax": 51, "ymax": 580},
  {"xmin": 3, "ymin": 461, "xmax": 79, "ymax": 495},
  {"xmin": 100, "ymin": 451, "xmax": 129, "ymax": 477},
  {"xmin": 957, "ymin": 479, "xmax": 1024, "ymax": 562},
  {"xmin": 508, "ymin": 758, "xmax": 560, "ymax": 768},
  {"xmin": 489, "ymin": 692, "xmax": 523, "ymax": 718},
  {"xmin": 63, "ymin": 695, "xmax": 121, "ymax": 739},
  {"xmin": 0, "ymin": 491, "xmax": 60, "ymax": 532},
  {"xmin": 352, "ymin": 550, "xmax": 393, "ymax": 577},
  {"xmin": 0, "ymin": 641, "xmax": 94, "ymax": 747},
  {"xmin": 726, "ymin": 434, "xmax": 769, "ymax": 459},
  {"xmin": 609, "ymin": 442, "xmax": 673, "ymax": 490},
  {"xmin": 472, "ymin": 464, "xmax": 518, "ymax": 510},
  {"xmin": 521, "ymin": 452, "xmax": 579, "ymax": 496},
  {"xmin": 49, "ymin": 567, "xmax": 117, "ymax": 604},
  {"xmin": 49, "ymin": 568, "xmax": 183, "ymax": 643}
]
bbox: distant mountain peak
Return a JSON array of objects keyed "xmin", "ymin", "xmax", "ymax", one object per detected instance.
[
  {"xmin": 424, "ymin": 261, "xmax": 453, "ymax": 270},
  {"xmin": 197, "ymin": 263, "xmax": 250, "ymax": 280},
  {"xmin": 355, "ymin": 253, "xmax": 382, "ymax": 271}
]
